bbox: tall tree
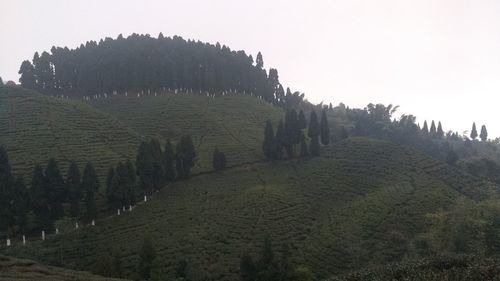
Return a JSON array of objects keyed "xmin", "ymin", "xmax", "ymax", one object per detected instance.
[
  {"xmin": 0, "ymin": 147, "xmax": 14, "ymax": 233},
  {"xmin": 124, "ymin": 159, "xmax": 137, "ymax": 205},
  {"xmin": 12, "ymin": 176, "xmax": 29, "ymax": 233},
  {"xmin": 212, "ymin": 147, "xmax": 227, "ymax": 171},
  {"xmin": 45, "ymin": 158, "xmax": 66, "ymax": 220},
  {"xmin": 31, "ymin": 164, "xmax": 51, "ymax": 229},
  {"xmin": 18, "ymin": 60, "xmax": 36, "ymax": 89},
  {"xmin": 105, "ymin": 167, "xmax": 116, "ymax": 207},
  {"xmin": 429, "ymin": 121, "xmax": 437, "ymax": 137},
  {"xmin": 437, "ymin": 121, "xmax": 444, "ymax": 138},
  {"xmin": 480, "ymin": 125, "xmax": 488, "ymax": 142},
  {"xmin": 263, "ymin": 120, "xmax": 277, "ymax": 160},
  {"xmin": 320, "ymin": 110, "xmax": 330, "ymax": 145},
  {"xmin": 308, "ymin": 111, "xmax": 319, "ymax": 138},
  {"xmin": 176, "ymin": 135, "xmax": 196, "ymax": 179},
  {"xmin": 422, "ymin": 121, "xmax": 429, "ymax": 134},
  {"xmin": 310, "ymin": 136, "xmax": 320, "ymax": 157},
  {"xmin": 66, "ymin": 161, "xmax": 82, "ymax": 219},
  {"xmin": 275, "ymin": 120, "xmax": 285, "ymax": 159},
  {"xmin": 299, "ymin": 132, "xmax": 309, "ymax": 157},
  {"xmin": 138, "ymin": 237, "xmax": 157, "ymax": 280},
  {"xmin": 284, "ymin": 109, "xmax": 301, "ymax": 158},
  {"xmin": 163, "ymin": 140, "xmax": 176, "ymax": 182},
  {"xmin": 298, "ymin": 110, "xmax": 307, "ymax": 130},
  {"xmin": 471, "ymin": 122, "xmax": 478, "ymax": 140},
  {"xmin": 82, "ymin": 162, "xmax": 99, "ymax": 219},
  {"xmin": 136, "ymin": 141, "xmax": 154, "ymax": 195}
]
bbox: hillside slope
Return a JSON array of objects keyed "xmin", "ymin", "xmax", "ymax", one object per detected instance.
[
  {"xmin": 3, "ymin": 138, "xmax": 490, "ymax": 280},
  {"xmin": 0, "ymin": 86, "xmax": 142, "ymax": 181},
  {"xmin": 89, "ymin": 92, "xmax": 283, "ymax": 172},
  {"xmin": 0, "ymin": 255, "xmax": 128, "ymax": 281}
]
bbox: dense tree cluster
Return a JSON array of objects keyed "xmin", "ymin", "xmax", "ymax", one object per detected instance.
[
  {"xmin": 263, "ymin": 109, "xmax": 335, "ymax": 160},
  {"xmin": 106, "ymin": 136, "xmax": 196, "ymax": 209},
  {"xmin": 240, "ymin": 237, "xmax": 315, "ymax": 281},
  {"xmin": 0, "ymin": 146, "xmax": 99, "ymax": 236},
  {"xmin": 18, "ymin": 34, "xmax": 304, "ymax": 107}
]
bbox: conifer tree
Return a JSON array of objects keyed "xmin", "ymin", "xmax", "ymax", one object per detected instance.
[
  {"xmin": 471, "ymin": 122, "xmax": 478, "ymax": 140},
  {"xmin": 125, "ymin": 159, "xmax": 137, "ymax": 205},
  {"xmin": 136, "ymin": 141, "xmax": 154, "ymax": 195},
  {"xmin": 437, "ymin": 122, "xmax": 444, "ymax": 139},
  {"xmin": 263, "ymin": 120, "xmax": 277, "ymax": 160},
  {"xmin": 163, "ymin": 140, "xmax": 176, "ymax": 182},
  {"xmin": 150, "ymin": 139, "xmax": 165, "ymax": 190},
  {"xmin": 0, "ymin": 76, "xmax": 3, "ymax": 87},
  {"xmin": 284, "ymin": 109, "xmax": 301, "ymax": 158},
  {"xmin": 66, "ymin": 161, "xmax": 82, "ymax": 219},
  {"xmin": 429, "ymin": 121, "xmax": 437, "ymax": 137},
  {"xmin": 0, "ymin": 147, "xmax": 14, "ymax": 232},
  {"xmin": 176, "ymin": 135, "xmax": 196, "ymax": 179},
  {"xmin": 480, "ymin": 125, "xmax": 488, "ymax": 142},
  {"xmin": 12, "ymin": 176, "xmax": 29, "ymax": 233},
  {"xmin": 310, "ymin": 136, "xmax": 320, "ymax": 157},
  {"xmin": 320, "ymin": 110, "xmax": 330, "ymax": 145},
  {"xmin": 298, "ymin": 110, "xmax": 307, "ymax": 130},
  {"xmin": 45, "ymin": 158, "xmax": 65, "ymax": 220},
  {"xmin": 299, "ymin": 132, "xmax": 309, "ymax": 157},
  {"xmin": 422, "ymin": 121, "xmax": 429, "ymax": 134},
  {"xmin": 105, "ymin": 167, "xmax": 116, "ymax": 207},
  {"xmin": 82, "ymin": 162, "xmax": 99, "ymax": 219},
  {"xmin": 275, "ymin": 120, "xmax": 285, "ymax": 159},
  {"xmin": 31, "ymin": 164, "xmax": 51, "ymax": 229},
  {"xmin": 212, "ymin": 147, "xmax": 227, "ymax": 171},
  {"xmin": 308, "ymin": 111, "xmax": 319, "ymax": 138},
  {"xmin": 138, "ymin": 237, "xmax": 157, "ymax": 280}
]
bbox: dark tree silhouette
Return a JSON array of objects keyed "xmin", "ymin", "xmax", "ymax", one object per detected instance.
[
  {"xmin": 298, "ymin": 110, "xmax": 307, "ymax": 130},
  {"xmin": 480, "ymin": 125, "xmax": 488, "ymax": 142},
  {"xmin": 471, "ymin": 122, "xmax": 478, "ymax": 140},
  {"xmin": 212, "ymin": 147, "xmax": 227, "ymax": 171},
  {"xmin": 320, "ymin": 110, "xmax": 330, "ymax": 145},
  {"xmin": 82, "ymin": 162, "xmax": 99, "ymax": 219},
  {"xmin": 437, "ymin": 122, "xmax": 444, "ymax": 139},
  {"xmin": 45, "ymin": 158, "xmax": 66, "ymax": 220},
  {"xmin": 66, "ymin": 161, "xmax": 82, "ymax": 219},
  {"xmin": 422, "ymin": 121, "xmax": 429, "ymax": 134},
  {"xmin": 308, "ymin": 111, "xmax": 319, "ymax": 139}
]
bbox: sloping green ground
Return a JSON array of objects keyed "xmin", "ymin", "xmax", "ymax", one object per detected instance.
[
  {"xmin": 0, "ymin": 255, "xmax": 128, "ymax": 281},
  {"xmin": 328, "ymin": 255, "xmax": 500, "ymax": 281},
  {"xmin": 89, "ymin": 93, "xmax": 283, "ymax": 172},
  {"xmin": 0, "ymin": 87, "xmax": 141, "ymax": 182},
  {"xmin": 3, "ymin": 138, "xmax": 489, "ymax": 280}
]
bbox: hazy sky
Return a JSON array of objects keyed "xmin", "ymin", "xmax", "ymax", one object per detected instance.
[{"xmin": 1, "ymin": 0, "xmax": 500, "ymax": 137}]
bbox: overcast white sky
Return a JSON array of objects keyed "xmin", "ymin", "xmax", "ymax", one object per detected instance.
[{"xmin": 1, "ymin": 0, "xmax": 500, "ymax": 137}]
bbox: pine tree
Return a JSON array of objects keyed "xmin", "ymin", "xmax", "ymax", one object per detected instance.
[
  {"xmin": 31, "ymin": 164, "xmax": 51, "ymax": 230},
  {"xmin": 275, "ymin": 120, "xmax": 285, "ymax": 159},
  {"xmin": 320, "ymin": 110, "xmax": 330, "ymax": 145},
  {"xmin": 308, "ymin": 111, "xmax": 319, "ymax": 138},
  {"xmin": 437, "ymin": 122, "xmax": 444, "ymax": 139},
  {"xmin": 212, "ymin": 147, "xmax": 227, "ymax": 171},
  {"xmin": 263, "ymin": 120, "xmax": 276, "ymax": 160},
  {"xmin": 45, "ymin": 158, "xmax": 65, "ymax": 220},
  {"xmin": 176, "ymin": 136, "xmax": 196, "ymax": 179},
  {"xmin": 125, "ymin": 159, "xmax": 137, "ymax": 205},
  {"xmin": 471, "ymin": 122, "xmax": 478, "ymax": 140},
  {"xmin": 136, "ymin": 141, "xmax": 154, "ymax": 195},
  {"xmin": 422, "ymin": 121, "xmax": 429, "ymax": 134},
  {"xmin": 430, "ymin": 121, "xmax": 437, "ymax": 137},
  {"xmin": 0, "ymin": 76, "xmax": 3, "ymax": 87},
  {"xmin": 299, "ymin": 132, "xmax": 309, "ymax": 157},
  {"xmin": 298, "ymin": 110, "xmax": 307, "ymax": 130},
  {"xmin": 150, "ymin": 139, "xmax": 165, "ymax": 190},
  {"xmin": 138, "ymin": 238, "xmax": 157, "ymax": 280},
  {"xmin": 480, "ymin": 125, "xmax": 488, "ymax": 142},
  {"xmin": 310, "ymin": 136, "xmax": 320, "ymax": 157},
  {"xmin": 66, "ymin": 161, "xmax": 82, "ymax": 219},
  {"xmin": 12, "ymin": 176, "xmax": 29, "ymax": 233},
  {"xmin": 163, "ymin": 140, "xmax": 176, "ymax": 182},
  {"xmin": 82, "ymin": 162, "xmax": 99, "ymax": 219},
  {"xmin": 105, "ymin": 167, "xmax": 116, "ymax": 207},
  {"xmin": 0, "ymin": 147, "xmax": 14, "ymax": 232}
]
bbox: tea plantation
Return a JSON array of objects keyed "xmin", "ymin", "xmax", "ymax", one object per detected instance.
[{"xmin": 3, "ymin": 138, "xmax": 490, "ymax": 280}]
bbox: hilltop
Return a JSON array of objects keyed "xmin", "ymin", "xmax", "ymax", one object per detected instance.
[{"xmin": 3, "ymin": 137, "xmax": 491, "ymax": 280}]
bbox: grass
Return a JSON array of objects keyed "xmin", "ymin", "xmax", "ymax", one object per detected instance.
[
  {"xmin": 0, "ymin": 86, "xmax": 142, "ymax": 183},
  {"xmin": 2, "ymin": 137, "xmax": 490, "ymax": 280},
  {"xmin": 89, "ymin": 92, "xmax": 284, "ymax": 173},
  {"xmin": 0, "ymin": 255, "xmax": 128, "ymax": 281}
]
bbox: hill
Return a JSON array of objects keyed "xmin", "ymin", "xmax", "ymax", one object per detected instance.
[
  {"xmin": 3, "ymin": 138, "xmax": 490, "ymax": 280},
  {"xmin": 89, "ymin": 92, "xmax": 283, "ymax": 172},
  {"xmin": 0, "ymin": 255, "xmax": 128, "ymax": 281},
  {"xmin": 0, "ymin": 86, "xmax": 142, "ymax": 181}
]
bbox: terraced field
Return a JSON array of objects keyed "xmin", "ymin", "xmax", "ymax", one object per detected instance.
[
  {"xmin": 89, "ymin": 92, "xmax": 284, "ymax": 172},
  {"xmin": 3, "ymin": 138, "xmax": 489, "ymax": 280},
  {"xmin": 0, "ymin": 255, "xmax": 128, "ymax": 281},
  {"xmin": 0, "ymin": 87, "xmax": 142, "ymax": 182}
]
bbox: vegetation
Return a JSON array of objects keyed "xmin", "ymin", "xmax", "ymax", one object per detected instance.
[{"xmin": 3, "ymin": 138, "xmax": 491, "ymax": 280}]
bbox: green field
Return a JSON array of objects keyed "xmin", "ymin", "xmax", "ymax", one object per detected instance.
[
  {"xmin": 0, "ymin": 255, "xmax": 128, "ymax": 281},
  {"xmin": 3, "ymin": 137, "xmax": 490, "ymax": 280},
  {"xmin": 89, "ymin": 92, "xmax": 283, "ymax": 172},
  {"xmin": 0, "ymin": 86, "xmax": 141, "ymax": 182}
]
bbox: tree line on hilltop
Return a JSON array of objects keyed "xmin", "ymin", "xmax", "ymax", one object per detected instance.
[{"xmin": 18, "ymin": 34, "xmax": 304, "ymax": 108}]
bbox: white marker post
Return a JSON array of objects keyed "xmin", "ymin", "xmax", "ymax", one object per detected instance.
[
  {"xmin": 42, "ymin": 230, "xmax": 45, "ymax": 241},
  {"xmin": 6, "ymin": 239, "xmax": 11, "ymax": 247},
  {"xmin": 56, "ymin": 228, "xmax": 59, "ymax": 234},
  {"xmin": 75, "ymin": 222, "xmax": 79, "ymax": 229},
  {"xmin": 144, "ymin": 195, "xmax": 147, "ymax": 202},
  {"xmin": 129, "ymin": 205, "xmax": 132, "ymax": 212},
  {"xmin": 91, "ymin": 220, "xmax": 95, "ymax": 226},
  {"xmin": 22, "ymin": 235, "xmax": 26, "ymax": 245},
  {"xmin": 117, "ymin": 209, "xmax": 121, "ymax": 215}
]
